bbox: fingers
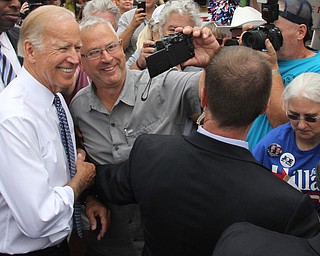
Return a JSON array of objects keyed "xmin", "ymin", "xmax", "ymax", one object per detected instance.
[
  {"xmin": 87, "ymin": 211, "xmax": 97, "ymax": 231},
  {"xmin": 97, "ymin": 209, "xmax": 110, "ymax": 241},
  {"xmin": 175, "ymin": 26, "xmax": 212, "ymax": 39},
  {"xmin": 76, "ymin": 149, "xmax": 86, "ymax": 161}
]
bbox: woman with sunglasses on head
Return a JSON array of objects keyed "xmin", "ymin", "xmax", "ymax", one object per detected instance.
[{"xmin": 252, "ymin": 72, "xmax": 320, "ymax": 209}]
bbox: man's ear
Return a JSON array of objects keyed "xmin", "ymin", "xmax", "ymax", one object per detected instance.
[
  {"xmin": 24, "ymin": 40, "xmax": 36, "ymax": 63},
  {"xmin": 200, "ymin": 86, "xmax": 207, "ymax": 109},
  {"xmin": 297, "ymin": 24, "xmax": 308, "ymax": 41}
]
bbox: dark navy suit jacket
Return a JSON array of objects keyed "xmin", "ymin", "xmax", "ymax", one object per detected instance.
[
  {"xmin": 213, "ymin": 222, "xmax": 320, "ymax": 256},
  {"xmin": 96, "ymin": 132, "xmax": 320, "ymax": 256},
  {"xmin": 6, "ymin": 27, "xmax": 23, "ymax": 65}
]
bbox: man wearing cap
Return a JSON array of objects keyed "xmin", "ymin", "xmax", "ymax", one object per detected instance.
[
  {"xmin": 246, "ymin": 0, "xmax": 320, "ymax": 148},
  {"xmin": 217, "ymin": 6, "xmax": 266, "ymax": 39}
]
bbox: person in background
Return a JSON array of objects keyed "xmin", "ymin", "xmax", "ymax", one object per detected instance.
[
  {"xmin": 252, "ymin": 72, "xmax": 320, "ymax": 209},
  {"xmin": 62, "ymin": 0, "xmax": 121, "ymax": 106},
  {"xmin": 216, "ymin": 6, "xmax": 265, "ymax": 44},
  {"xmin": 116, "ymin": 0, "xmax": 134, "ymax": 15},
  {"xmin": 0, "ymin": 0, "xmax": 22, "ymax": 91},
  {"xmin": 0, "ymin": 6, "xmax": 97, "ymax": 255},
  {"xmin": 95, "ymin": 46, "xmax": 320, "ymax": 256},
  {"xmin": 117, "ymin": 0, "xmax": 158, "ymax": 59},
  {"xmin": 130, "ymin": 0, "xmax": 201, "ymax": 71},
  {"xmin": 70, "ymin": 14, "xmax": 219, "ymax": 256},
  {"xmin": 246, "ymin": 0, "xmax": 320, "ymax": 148},
  {"xmin": 126, "ymin": 4, "xmax": 164, "ymax": 68},
  {"xmin": 82, "ymin": 0, "xmax": 120, "ymax": 31},
  {"xmin": 202, "ymin": 21, "xmax": 227, "ymax": 46}
]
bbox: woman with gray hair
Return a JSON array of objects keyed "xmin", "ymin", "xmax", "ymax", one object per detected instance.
[
  {"xmin": 252, "ymin": 72, "xmax": 320, "ymax": 209},
  {"xmin": 129, "ymin": 0, "xmax": 201, "ymax": 70}
]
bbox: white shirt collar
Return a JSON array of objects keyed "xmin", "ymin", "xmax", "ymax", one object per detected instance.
[{"xmin": 197, "ymin": 125, "xmax": 249, "ymax": 150}]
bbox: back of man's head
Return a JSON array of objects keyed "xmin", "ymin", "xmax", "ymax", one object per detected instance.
[{"xmin": 205, "ymin": 46, "xmax": 272, "ymax": 128}]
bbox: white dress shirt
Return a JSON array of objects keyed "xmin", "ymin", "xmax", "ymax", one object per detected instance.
[
  {"xmin": 0, "ymin": 67, "xmax": 75, "ymax": 254},
  {"xmin": 197, "ymin": 125, "xmax": 249, "ymax": 149},
  {"xmin": 0, "ymin": 32, "xmax": 22, "ymax": 92}
]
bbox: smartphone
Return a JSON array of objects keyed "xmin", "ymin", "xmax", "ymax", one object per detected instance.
[{"xmin": 137, "ymin": 1, "xmax": 146, "ymax": 13}]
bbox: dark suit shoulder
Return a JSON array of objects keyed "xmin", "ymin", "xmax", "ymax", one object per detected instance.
[
  {"xmin": 134, "ymin": 133, "xmax": 186, "ymax": 148},
  {"xmin": 212, "ymin": 222, "xmax": 320, "ymax": 256},
  {"xmin": 6, "ymin": 27, "xmax": 20, "ymax": 49},
  {"xmin": 6, "ymin": 28, "xmax": 23, "ymax": 64}
]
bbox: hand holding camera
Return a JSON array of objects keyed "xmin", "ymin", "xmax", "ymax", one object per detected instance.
[
  {"xmin": 146, "ymin": 26, "xmax": 220, "ymax": 78},
  {"xmin": 242, "ymin": 0, "xmax": 283, "ymax": 51},
  {"xmin": 146, "ymin": 32, "xmax": 195, "ymax": 78},
  {"xmin": 136, "ymin": 40, "xmax": 156, "ymax": 70}
]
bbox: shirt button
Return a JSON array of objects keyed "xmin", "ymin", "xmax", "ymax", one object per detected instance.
[{"xmin": 111, "ymin": 123, "xmax": 115, "ymax": 127}]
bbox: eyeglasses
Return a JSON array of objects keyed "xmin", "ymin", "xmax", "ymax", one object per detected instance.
[
  {"xmin": 286, "ymin": 111, "xmax": 320, "ymax": 123},
  {"xmin": 81, "ymin": 40, "xmax": 122, "ymax": 60}
]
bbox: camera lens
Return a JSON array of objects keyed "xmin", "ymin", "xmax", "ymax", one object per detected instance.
[{"xmin": 242, "ymin": 30, "xmax": 267, "ymax": 50}]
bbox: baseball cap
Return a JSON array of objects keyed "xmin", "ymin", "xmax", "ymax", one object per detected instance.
[
  {"xmin": 217, "ymin": 7, "xmax": 266, "ymax": 37},
  {"xmin": 279, "ymin": 0, "xmax": 313, "ymax": 39}
]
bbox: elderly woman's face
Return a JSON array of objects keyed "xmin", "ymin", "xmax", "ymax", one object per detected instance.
[{"xmin": 286, "ymin": 97, "xmax": 320, "ymax": 145}]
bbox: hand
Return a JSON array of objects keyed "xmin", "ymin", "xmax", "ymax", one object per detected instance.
[
  {"xmin": 85, "ymin": 196, "xmax": 110, "ymax": 241},
  {"xmin": 175, "ymin": 26, "xmax": 220, "ymax": 68},
  {"xmin": 20, "ymin": 1, "xmax": 29, "ymax": 14},
  {"xmin": 75, "ymin": 159, "xmax": 96, "ymax": 189},
  {"xmin": 239, "ymin": 24, "xmax": 278, "ymax": 70},
  {"xmin": 67, "ymin": 159, "xmax": 96, "ymax": 200},
  {"xmin": 76, "ymin": 148, "xmax": 86, "ymax": 162},
  {"xmin": 130, "ymin": 8, "xmax": 146, "ymax": 29},
  {"xmin": 136, "ymin": 40, "xmax": 156, "ymax": 69},
  {"xmin": 258, "ymin": 38, "xmax": 278, "ymax": 70}
]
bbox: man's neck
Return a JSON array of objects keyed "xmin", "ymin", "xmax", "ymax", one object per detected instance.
[
  {"xmin": 279, "ymin": 45, "xmax": 316, "ymax": 61},
  {"xmin": 203, "ymin": 120, "xmax": 250, "ymax": 141},
  {"xmin": 95, "ymin": 82, "xmax": 125, "ymax": 112}
]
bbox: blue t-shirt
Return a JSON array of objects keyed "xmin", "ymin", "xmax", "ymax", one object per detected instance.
[
  {"xmin": 252, "ymin": 122, "xmax": 320, "ymax": 208},
  {"xmin": 247, "ymin": 50, "xmax": 320, "ymax": 149}
]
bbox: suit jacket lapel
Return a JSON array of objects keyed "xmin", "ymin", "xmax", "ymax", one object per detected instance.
[{"xmin": 6, "ymin": 27, "xmax": 23, "ymax": 65}]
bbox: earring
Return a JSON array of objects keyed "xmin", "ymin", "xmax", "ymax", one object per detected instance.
[{"xmin": 196, "ymin": 111, "xmax": 206, "ymax": 125}]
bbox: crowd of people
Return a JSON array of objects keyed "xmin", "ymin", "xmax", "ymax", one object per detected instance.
[{"xmin": 0, "ymin": 0, "xmax": 319, "ymax": 255}]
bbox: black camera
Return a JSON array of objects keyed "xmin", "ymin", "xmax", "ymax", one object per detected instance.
[
  {"xmin": 146, "ymin": 32, "xmax": 195, "ymax": 78},
  {"xmin": 242, "ymin": 0, "xmax": 283, "ymax": 51},
  {"xmin": 224, "ymin": 37, "xmax": 239, "ymax": 46}
]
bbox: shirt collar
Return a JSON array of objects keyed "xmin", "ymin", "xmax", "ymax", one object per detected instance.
[
  {"xmin": 20, "ymin": 67, "xmax": 56, "ymax": 111},
  {"xmin": 89, "ymin": 70, "xmax": 135, "ymax": 112},
  {"xmin": 197, "ymin": 125, "xmax": 249, "ymax": 150}
]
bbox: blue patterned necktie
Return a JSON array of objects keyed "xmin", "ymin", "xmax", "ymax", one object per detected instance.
[
  {"xmin": 0, "ymin": 44, "xmax": 16, "ymax": 87},
  {"xmin": 53, "ymin": 94, "xmax": 83, "ymax": 238}
]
